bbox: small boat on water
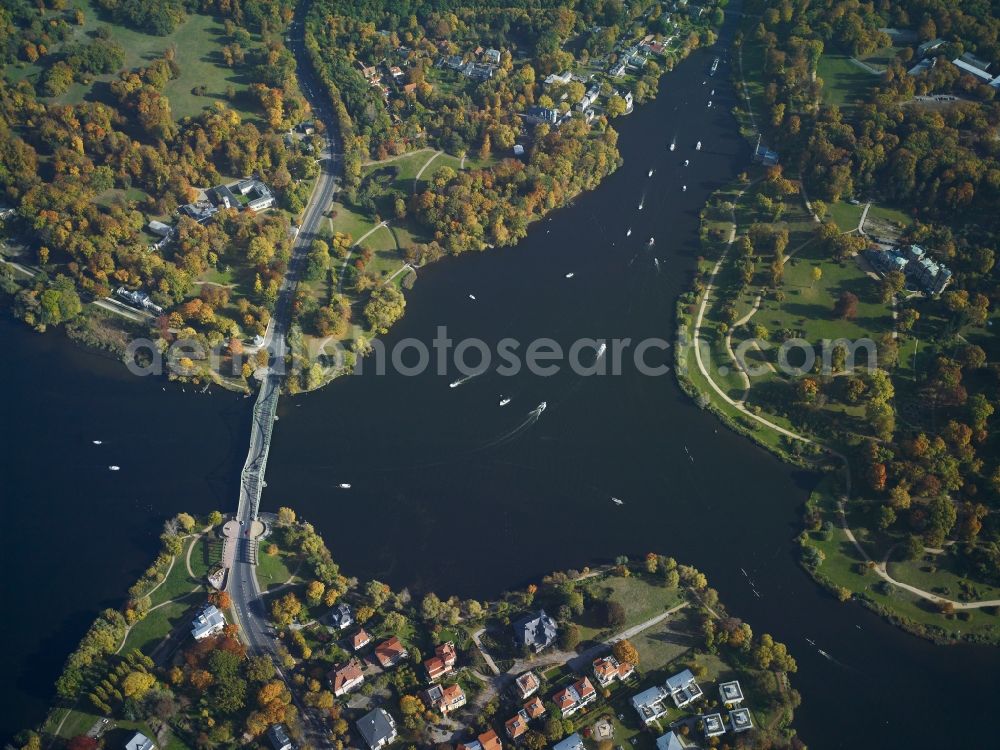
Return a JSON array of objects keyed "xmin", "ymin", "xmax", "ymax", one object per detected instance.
[
  {"xmin": 805, "ymin": 638, "xmax": 816, "ymax": 646},
  {"xmin": 338, "ymin": 483, "xmax": 351, "ymax": 489},
  {"xmin": 648, "ymin": 169, "xmax": 654, "ymax": 177},
  {"xmin": 108, "ymin": 465, "xmax": 120, "ymax": 471},
  {"xmin": 449, "ymin": 380, "xmax": 462, "ymax": 388},
  {"xmin": 468, "ymin": 294, "xmax": 477, "ymax": 300},
  {"xmin": 536, "ymin": 401, "xmax": 547, "ymax": 413},
  {"xmin": 499, "ymin": 397, "xmax": 511, "ymax": 406},
  {"xmin": 611, "ymin": 497, "xmax": 623, "ymax": 506},
  {"xmin": 682, "ymin": 185, "xmax": 687, "ymax": 192},
  {"xmin": 565, "ymin": 272, "xmax": 574, "ymax": 278},
  {"xmin": 684, "ymin": 159, "xmax": 689, "ymax": 166},
  {"xmin": 92, "ymin": 440, "xmax": 103, "ymax": 445},
  {"xmin": 596, "ymin": 342, "xmax": 607, "ymax": 358},
  {"xmin": 710, "ymin": 57, "xmax": 719, "ymax": 74},
  {"xmin": 707, "ymin": 100, "xmax": 713, "ymax": 108},
  {"xmin": 696, "ymin": 141, "xmax": 702, "ymax": 151},
  {"xmin": 669, "ymin": 142, "xmax": 676, "ymax": 151},
  {"xmin": 626, "ymin": 228, "xmax": 632, "ymax": 236}
]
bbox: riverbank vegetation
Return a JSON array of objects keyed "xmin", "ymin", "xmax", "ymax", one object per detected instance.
[
  {"xmin": 284, "ymin": 0, "xmax": 725, "ymax": 390},
  {"xmin": 17, "ymin": 508, "xmax": 804, "ymax": 750},
  {"xmin": 678, "ymin": 0, "xmax": 1000, "ymax": 644}
]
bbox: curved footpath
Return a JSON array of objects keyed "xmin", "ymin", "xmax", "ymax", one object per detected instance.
[{"xmin": 689, "ymin": 184, "xmax": 1000, "ymax": 612}]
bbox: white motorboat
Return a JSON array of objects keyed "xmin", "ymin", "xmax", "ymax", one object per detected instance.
[
  {"xmin": 338, "ymin": 483, "xmax": 352, "ymax": 489},
  {"xmin": 696, "ymin": 141, "xmax": 702, "ymax": 150},
  {"xmin": 611, "ymin": 497, "xmax": 623, "ymax": 506},
  {"xmin": 565, "ymin": 272, "xmax": 574, "ymax": 278},
  {"xmin": 468, "ymin": 294, "xmax": 477, "ymax": 300},
  {"xmin": 92, "ymin": 440, "xmax": 103, "ymax": 445},
  {"xmin": 108, "ymin": 465, "xmax": 120, "ymax": 471},
  {"xmin": 499, "ymin": 397, "xmax": 511, "ymax": 406}
]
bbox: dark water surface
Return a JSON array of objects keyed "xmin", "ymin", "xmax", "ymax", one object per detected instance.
[{"xmin": 4, "ymin": 8, "xmax": 1000, "ymax": 747}]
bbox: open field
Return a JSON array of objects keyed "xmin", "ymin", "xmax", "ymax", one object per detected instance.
[
  {"xmin": 4, "ymin": 1, "xmax": 260, "ymax": 123},
  {"xmin": 817, "ymin": 54, "xmax": 879, "ymax": 109}
]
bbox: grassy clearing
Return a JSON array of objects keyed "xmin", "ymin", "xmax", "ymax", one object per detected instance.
[
  {"xmin": 188, "ymin": 533, "xmax": 222, "ymax": 581},
  {"xmin": 574, "ymin": 573, "xmax": 683, "ymax": 641},
  {"xmin": 256, "ymin": 546, "xmax": 299, "ymax": 591},
  {"xmin": 826, "ymin": 200, "xmax": 863, "ymax": 232},
  {"xmin": 817, "ymin": 54, "xmax": 879, "ymax": 109},
  {"xmin": 122, "ymin": 594, "xmax": 201, "ymax": 655},
  {"xmin": 20, "ymin": 2, "xmax": 261, "ymax": 123},
  {"xmin": 148, "ymin": 536, "xmax": 203, "ymax": 606},
  {"xmin": 802, "ymin": 476, "xmax": 1000, "ymax": 641}
]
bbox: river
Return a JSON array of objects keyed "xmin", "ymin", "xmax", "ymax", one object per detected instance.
[{"xmin": 4, "ymin": 7, "xmax": 1000, "ymax": 747}]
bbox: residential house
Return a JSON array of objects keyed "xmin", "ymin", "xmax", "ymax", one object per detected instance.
[
  {"xmin": 352, "ymin": 628, "xmax": 371, "ymax": 651},
  {"xmin": 331, "ymin": 602, "xmax": 354, "ymax": 629},
  {"xmin": 505, "ymin": 710, "xmax": 530, "ymax": 740},
  {"xmin": 330, "ymin": 659, "xmax": 366, "ymax": 697},
  {"xmin": 125, "ymin": 733, "xmax": 155, "ymax": 750},
  {"xmin": 424, "ymin": 683, "xmax": 467, "ymax": 715},
  {"xmin": 357, "ymin": 708, "xmax": 398, "ymax": 750},
  {"xmin": 665, "ymin": 669, "xmax": 703, "ymax": 708},
  {"xmin": 632, "ymin": 685, "xmax": 670, "ymax": 725},
  {"xmin": 239, "ymin": 179, "xmax": 276, "ymax": 212},
  {"xmin": 730, "ymin": 707, "xmax": 753, "ymax": 733},
  {"xmin": 655, "ymin": 732, "xmax": 684, "ymax": 750},
  {"xmin": 148, "ymin": 220, "xmax": 173, "ymax": 237},
  {"xmin": 552, "ymin": 734, "xmax": 584, "ymax": 750},
  {"xmin": 718, "ymin": 681, "xmax": 743, "ymax": 706},
  {"xmin": 702, "ymin": 713, "xmax": 726, "ymax": 738},
  {"xmin": 116, "ymin": 286, "xmax": 165, "ymax": 316},
  {"xmin": 513, "ymin": 610, "xmax": 558, "ymax": 651},
  {"xmin": 464, "ymin": 62, "xmax": 495, "ymax": 80},
  {"xmin": 0, "ymin": 204, "xmax": 16, "ymax": 220},
  {"xmin": 267, "ymin": 725, "xmax": 293, "ymax": 750},
  {"xmin": 917, "ymin": 38, "xmax": 945, "ymax": 57},
  {"xmin": 553, "ymin": 677, "xmax": 596, "ymax": 717},
  {"xmin": 592, "ymin": 655, "xmax": 634, "ymax": 687},
  {"xmin": 575, "ymin": 84, "xmax": 601, "ymax": 112},
  {"xmin": 512, "ymin": 144, "xmax": 526, "ymax": 157},
  {"xmin": 178, "ymin": 200, "xmax": 218, "ymax": 223},
  {"xmin": 403, "ymin": 82, "xmax": 418, "ymax": 95},
  {"xmin": 513, "ymin": 671, "xmax": 540, "ymax": 700},
  {"xmin": 375, "ymin": 636, "xmax": 409, "ymax": 668},
  {"xmin": 209, "ymin": 183, "xmax": 240, "ymax": 210},
  {"xmin": 191, "ymin": 604, "xmax": 225, "ymax": 640},
  {"xmin": 522, "ymin": 696, "xmax": 546, "ymax": 720},
  {"xmin": 389, "ymin": 66, "xmax": 404, "ymax": 79},
  {"xmin": 866, "ymin": 245, "xmax": 952, "ymax": 294},
  {"xmin": 424, "ymin": 642, "xmax": 458, "ymax": 681},
  {"xmin": 484, "ymin": 48, "xmax": 502, "ymax": 64},
  {"xmin": 609, "ymin": 61, "xmax": 627, "ymax": 77},
  {"xmin": 544, "ymin": 71, "xmax": 573, "ymax": 86},
  {"xmin": 523, "ymin": 106, "xmax": 559, "ymax": 125},
  {"xmin": 478, "ymin": 729, "xmax": 502, "ymax": 750},
  {"xmin": 907, "ymin": 57, "xmax": 936, "ymax": 76}
]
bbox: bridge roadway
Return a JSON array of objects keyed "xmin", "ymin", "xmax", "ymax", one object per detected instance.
[{"xmin": 224, "ymin": 4, "xmax": 340, "ymax": 745}]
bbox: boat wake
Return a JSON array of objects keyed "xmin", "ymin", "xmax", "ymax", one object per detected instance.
[
  {"xmin": 478, "ymin": 402, "xmax": 548, "ymax": 451},
  {"xmin": 449, "ymin": 372, "xmax": 482, "ymax": 389}
]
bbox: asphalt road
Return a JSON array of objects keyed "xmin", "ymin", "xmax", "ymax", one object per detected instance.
[{"xmin": 227, "ymin": 5, "xmax": 341, "ymax": 745}]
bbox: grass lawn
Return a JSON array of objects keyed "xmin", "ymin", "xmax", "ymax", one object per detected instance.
[
  {"xmin": 886, "ymin": 550, "xmax": 1000, "ymax": 603},
  {"xmin": 817, "ymin": 54, "xmax": 879, "ymax": 109},
  {"xmin": 122, "ymin": 593, "xmax": 201, "ymax": 655},
  {"xmin": 865, "ymin": 202, "xmax": 913, "ymax": 230},
  {"xmin": 329, "ymin": 201, "xmax": 377, "ymax": 244},
  {"xmin": 826, "ymin": 200, "xmax": 863, "ymax": 232},
  {"xmin": 15, "ymin": 1, "xmax": 260, "ymax": 124},
  {"xmin": 629, "ymin": 616, "xmax": 696, "ymax": 671},
  {"xmin": 575, "ymin": 573, "xmax": 683, "ymax": 641},
  {"xmin": 256, "ymin": 545, "xmax": 299, "ymax": 591},
  {"xmin": 148, "ymin": 536, "xmax": 203, "ymax": 606}
]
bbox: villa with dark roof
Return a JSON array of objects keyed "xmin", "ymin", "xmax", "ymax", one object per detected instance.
[{"xmin": 514, "ymin": 610, "xmax": 558, "ymax": 652}]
